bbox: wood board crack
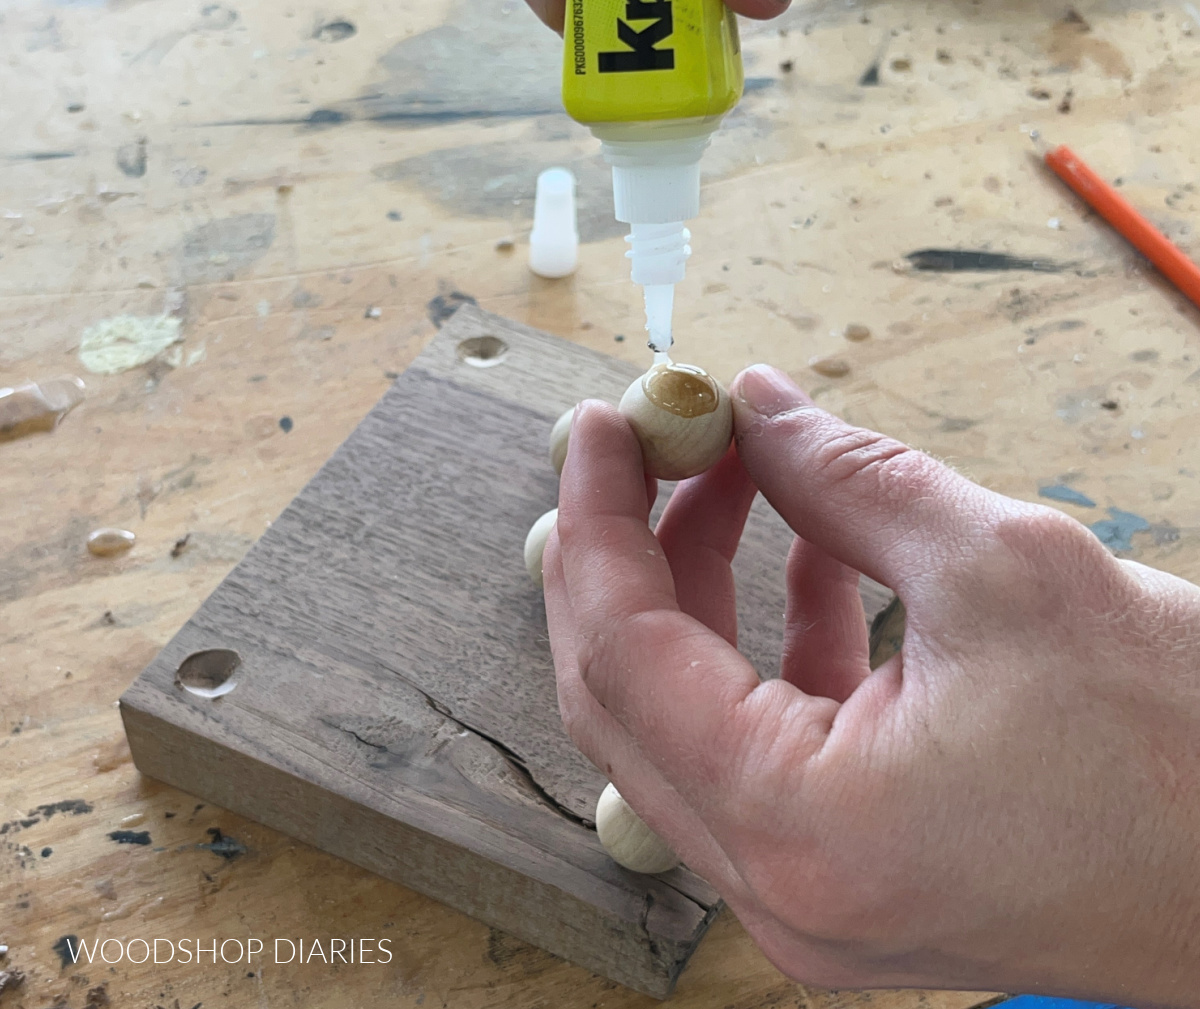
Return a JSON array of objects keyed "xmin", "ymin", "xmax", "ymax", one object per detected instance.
[{"xmin": 421, "ymin": 692, "xmax": 595, "ymax": 829}]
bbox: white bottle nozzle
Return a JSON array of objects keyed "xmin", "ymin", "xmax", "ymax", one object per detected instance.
[
  {"xmin": 625, "ymin": 222, "xmax": 691, "ymax": 286},
  {"xmin": 643, "ymin": 283, "xmax": 675, "ymax": 355},
  {"xmin": 529, "ymin": 167, "xmax": 579, "ymax": 279}
]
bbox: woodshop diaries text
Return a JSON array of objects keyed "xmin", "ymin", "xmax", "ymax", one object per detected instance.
[{"xmin": 59, "ymin": 937, "xmax": 394, "ymax": 964}]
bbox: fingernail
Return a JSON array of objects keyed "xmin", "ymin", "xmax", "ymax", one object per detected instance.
[{"xmin": 735, "ymin": 364, "xmax": 808, "ymax": 417}]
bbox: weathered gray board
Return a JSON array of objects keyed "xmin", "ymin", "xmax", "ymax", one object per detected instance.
[{"xmin": 120, "ymin": 304, "xmax": 893, "ymax": 997}]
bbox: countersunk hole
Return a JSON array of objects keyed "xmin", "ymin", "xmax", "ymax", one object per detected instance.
[
  {"xmin": 175, "ymin": 649, "xmax": 241, "ymax": 699},
  {"xmin": 456, "ymin": 335, "xmax": 508, "ymax": 368}
]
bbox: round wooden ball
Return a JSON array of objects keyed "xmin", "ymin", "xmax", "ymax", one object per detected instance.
[
  {"xmin": 523, "ymin": 508, "xmax": 558, "ymax": 588},
  {"xmin": 618, "ymin": 362, "xmax": 732, "ymax": 481},
  {"xmin": 595, "ymin": 782, "xmax": 679, "ymax": 874},
  {"xmin": 548, "ymin": 406, "xmax": 574, "ymax": 476}
]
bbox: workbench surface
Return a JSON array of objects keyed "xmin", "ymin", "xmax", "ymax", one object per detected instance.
[{"xmin": 2, "ymin": 0, "xmax": 1197, "ymax": 1005}]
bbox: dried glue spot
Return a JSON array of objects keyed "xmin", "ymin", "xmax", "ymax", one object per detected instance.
[
  {"xmin": 78, "ymin": 316, "xmax": 182, "ymax": 374},
  {"xmin": 456, "ymin": 335, "xmax": 508, "ymax": 368},
  {"xmin": 87, "ymin": 528, "xmax": 136, "ymax": 557},
  {"xmin": 0, "ymin": 376, "xmax": 85, "ymax": 442},
  {"xmin": 809, "ymin": 356, "xmax": 851, "ymax": 378},
  {"xmin": 175, "ymin": 649, "xmax": 241, "ymax": 699}
]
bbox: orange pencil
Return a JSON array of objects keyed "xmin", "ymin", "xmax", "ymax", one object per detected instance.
[{"xmin": 1033, "ymin": 133, "xmax": 1200, "ymax": 312}]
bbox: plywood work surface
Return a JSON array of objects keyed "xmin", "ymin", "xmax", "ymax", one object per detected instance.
[{"xmin": 2, "ymin": 0, "xmax": 1198, "ymax": 1005}]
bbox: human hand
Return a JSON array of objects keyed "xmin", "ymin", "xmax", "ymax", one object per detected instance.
[
  {"xmin": 543, "ymin": 364, "xmax": 1200, "ymax": 1005},
  {"xmin": 526, "ymin": 0, "xmax": 790, "ymax": 35}
]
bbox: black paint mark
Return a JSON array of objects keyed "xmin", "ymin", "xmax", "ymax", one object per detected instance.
[
  {"xmin": 207, "ymin": 108, "xmax": 349, "ymax": 128},
  {"xmin": 7, "ymin": 151, "xmax": 75, "ymax": 161},
  {"xmin": 904, "ymin": 248, "xmax": 1065, "ymax": 273},
  {"xmin": 386, "ymin": 210, "xmax": 402, "ymax": 221},
  {"xmin": 53, "ymin": 934, "xmax": 80, "ymax": 967},
  {"xmin": 307, "ymin": 108, "xmax": 348, "ymax": 127},
  {"xmin": 212, "ymin": 105, "xmax": 551, "ymax": 130},
  {"xmin": 427, "ymin": 290, "xmax": 476, "ymax": 327},
  {"xmin": 1025, "ymin": 318, "xmax": 1086, "ymax": 342},
  {"xmin": 1, "ymin": 799, "xmax": 93, "ymax": 836},
  {"xmin": 1063, "ymin": 6, "xmax": 1090, "ymax": 28},
  {"xmin": 314, "ymin": 19, "xmax": 356, "ymax": 42},
  {"xmin": 67, "ymin": 103, "xmax": 85, "ymax": 113},
  {"xmin": 858, "ymin": 61, "xmax": 881, "ymax": 85},
  {"xmin": 366, "ymin": 108, "xmax": 536, "ymax": 126},
  {"xmin": 116, "ymin": 138, "xmax": 148, "ymax": 178},
  {"xmin": 198, "ymin": 827, "xmax": 247, "ymax": 860},
  {"xmin": 108, "ymin": 830, "xmax": 152, "ymax": 845},
  {"xmin": 938, "ymin": 416, "xmax": 977, "ymax": 432},
  {"xmin": 41, "ymin": 847, "xmax": 52, "ymax": 858},
  {"xmin": 278, "ymin": 416, "xmax": 293, "ymax": 433}
]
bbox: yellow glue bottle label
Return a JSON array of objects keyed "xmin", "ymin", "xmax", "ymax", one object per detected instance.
[{"xmin": 562, "ymin": 0, "xmax": 743, "ymax": 126}]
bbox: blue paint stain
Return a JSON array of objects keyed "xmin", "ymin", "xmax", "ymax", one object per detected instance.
[
  {"xmin": 1089, "ymin": 507, "xmax": 1150, "ymax": 552},
  {"xmin": 1001, "ymin": 998, "xmax": 1128, "ymax": 1009},
  {"xmin": 1038, "ymin": 484, "xmax": 1096, "ymax": 508}
]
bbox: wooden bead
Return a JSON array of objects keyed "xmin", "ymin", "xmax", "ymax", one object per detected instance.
[
  {"xmin": 595, "ymin": 782, "xmax": 679, "ymax": 874},
  {"xmin": 523, "ymin": 508, "xmax": 558, "ymax": 587},
  {"xmin": 618, "ymin": 362, "xmax": 732, "ymax": 481},
  {"xmin": 548, "ymin": 406, "xmax": 574, "ymax": 475}
]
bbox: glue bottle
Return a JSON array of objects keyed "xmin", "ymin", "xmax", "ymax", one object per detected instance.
[{"xmin": 561, "ymin": 0, "xmax": 744, "ymax": 355}]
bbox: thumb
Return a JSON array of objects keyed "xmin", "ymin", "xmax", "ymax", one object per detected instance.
[{"xmin": 731, "ymin": 364, "xmax": 992, "ymax": 594}]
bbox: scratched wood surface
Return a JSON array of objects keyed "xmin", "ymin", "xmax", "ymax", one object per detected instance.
[{"xmin": 2, "ymin": 0, "xmax": 1198, "ymax": 1004}]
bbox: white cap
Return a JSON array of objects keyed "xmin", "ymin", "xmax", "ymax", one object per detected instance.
[{"xmin": 529, "ymin": 167, "xmax": 579, "ymax": 279}]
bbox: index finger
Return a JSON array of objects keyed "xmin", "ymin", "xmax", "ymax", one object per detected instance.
[{"xmin": 556, "ymin": 402, "xmax": 833, "ymax": 808}]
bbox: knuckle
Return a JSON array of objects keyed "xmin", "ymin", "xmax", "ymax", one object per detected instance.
[
  {"xmin": 553, "ymin": 502, "xmax": 579, "ymax": 544},
  {"xmin": 809, "ymin": 426, "xmax": 921, "ymax": 496},
  {"xmin": 574, "ymin": 628, "xmax": 605, "ymax": 692},
  {"xmin": 943, "ymin": 502, "xmax": 1124, "ymax": 629},
  {"xmin": 991, "ymin": 502, "xmax": 1110, "ymax": 571}
]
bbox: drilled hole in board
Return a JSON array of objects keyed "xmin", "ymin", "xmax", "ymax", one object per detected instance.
[
  {"xmin": 175, "ymin": 649, "xmax": 241, "ymax": 699},
  {"xmin": 456, "ymin": 335, "xmax": 508, "ymax": 368}
]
